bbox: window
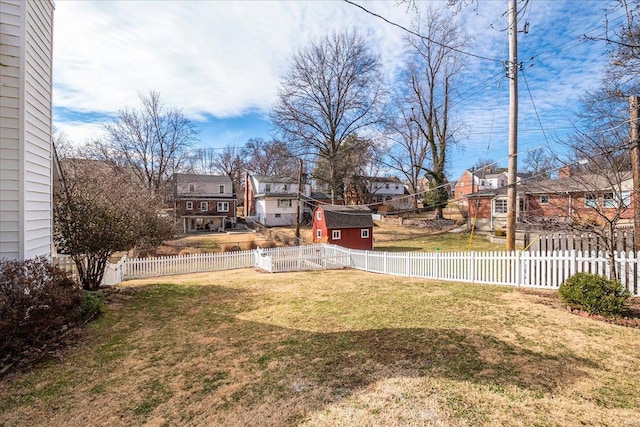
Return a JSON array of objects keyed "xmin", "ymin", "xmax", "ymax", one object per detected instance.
[
  {"xmin": 361, "ymin": 229, "xmax": 369, "ymax": 238},
  {"xmin": 186, "ymin": 201, "xmax": 193, "ymax": 210},
  {"xmin": 189, "ymin": 183, "xmax": 195, "ymax": 193},
  {"xmin": 275, "ymin": 213, "xmax": 281, "ymax": 218},
  {"xmin": 395, "ymin": 184, "xmax": 399, "ymax": 189},
  {"xmin": 200, "ymin": 201, "xmax": 208, "ymax": 211},
  {"xmin": 283, "ymin": 184, "xmax": 288, "ymax": 191},
  {"xmin": 278, "ymin": 199, "xmax": 292, "ymax": 208},
  {"xmin": 604, "ymin": 193, "xmax": 615, "ymax": 208},
  {"xmin": 317, "ymin": 211, "xmax": 322, "ymax": 220},
  {"xmin": 217, "ymin": 202, "xmax": 229, "ymax": 212},
  {"xmin": 519, "ymin": 199, "xmax": 527, "ymax": 212},
  {"xmin": 494, "ymin": 199, "xmax": 507, "ymax": 214},
  {"xmin": 332, "ymin": 230, "xmax": 341, "ymax": 240},
  {"xmin": 265, "ymin": 184, "xmax": 271, "ymax": 193},
  {"xmin": 622, "ymin": 191, "xmax": 631, "ymax": 207},
  {"xmin": 540, "ymin": 195, "xmax": 549, "ymax": 204},
  {"xmin": 585, "ymin": 193, "xmax": 597, "ymax": 208},
  {"xmin": 317, "ymin": 229, "xmax": 322, "ymax": 238},
  {"xmin": 219, "ymin": 184, "xmax": 225, "ymax": 194},
  {"xmin": 385, "ymin": 183, "xmax": 390, "ymax": 189}
]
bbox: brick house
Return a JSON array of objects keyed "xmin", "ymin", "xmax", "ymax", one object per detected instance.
[
  {"xmin": 172, "ymin": 173, "xmax": 237, "ymax": 233},
  {"xmin": 454, "ymin": 168, "xmax": 533, "ymax": 204},
  {"xmin": 312, "ymin": 204, "xmax": 374, "ymax": 250},
  {"xmin": 467, "ymin": 172, "xmax": 634, "ymax": 231}
]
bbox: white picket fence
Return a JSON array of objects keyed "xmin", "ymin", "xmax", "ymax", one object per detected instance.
[
  {"xmin": 325, "ymin": 246, "xmax": 640, "ymax": 296},
  {"xmin": 255, "ymin": 245, "xmax": 351, "ymax": 273},
  {"xmin": 54, "ymin": 256, "xmax": 125, "ymax": 287},
  {"xmin": 55, "ymin": 245, "xmax": 640, "ymax": 296},
  {"xmin": 124, "ymin": 250, "xmax": 255, "ymax": 279}
]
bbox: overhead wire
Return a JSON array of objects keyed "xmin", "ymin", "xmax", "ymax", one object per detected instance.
[{"xmin": 343, "ymin": 0, "xmax": 504, "ymax": 64}]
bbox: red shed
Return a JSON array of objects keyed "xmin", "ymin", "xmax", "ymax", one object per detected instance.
[{"xmin": 312, "ymin": 205, "xmax": 374, "ymax": 250}]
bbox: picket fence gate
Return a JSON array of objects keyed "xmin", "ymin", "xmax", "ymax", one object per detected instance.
[{"xmin": 56, "ymin": 244, "xmax": 640, "ymax": 296}]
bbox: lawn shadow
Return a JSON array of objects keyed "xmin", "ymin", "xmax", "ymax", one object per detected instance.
[{"xmin": 204, "ymin": 317, "xmax": 601, "ymax": 425}]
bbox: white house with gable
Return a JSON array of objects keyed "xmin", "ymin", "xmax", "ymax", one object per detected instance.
[
  {"xmin": 244, "ymin": 174, "xmax": 311, "ymax": 227},
  {"xmin": 0, "ymin": 0, "xmax": 54, "ymax": 260}
]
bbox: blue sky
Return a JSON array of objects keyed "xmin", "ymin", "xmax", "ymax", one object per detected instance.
[{"xmin": 53, "ymin": 0, "xmax": 626, "ymax": 180}]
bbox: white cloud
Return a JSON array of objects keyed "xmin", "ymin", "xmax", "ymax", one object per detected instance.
[
  {"xmin": 52, "ymin": 0, "xmax": 620, "ymax": 177},
  {"xmin": 53, "ymin": 1, "xmax": 413, "ymax": 119},
  {"xmin": 54, "ymin": 120, "xmax": 106, "ymax": 145}
]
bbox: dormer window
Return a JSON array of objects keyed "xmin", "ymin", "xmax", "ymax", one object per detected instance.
[
  {"xmin": 265, "ymin": 184, "xmax": 271, "ymax": 193},
  {"xmin": 283, "ymin": 184, "xmax": 288, "ymax": 191},
  {"xmin": 219, "ymin": 184, "xmax": 225, "ymax": 194},
  {"xmin": 189, "ymin": 183, "xmax": 195, "ymax": 193}
]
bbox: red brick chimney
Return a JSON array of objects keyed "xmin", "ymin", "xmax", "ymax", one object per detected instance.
[{"xmin": 559, "ymin": 166, "xmax": 571, "ymax": 178}]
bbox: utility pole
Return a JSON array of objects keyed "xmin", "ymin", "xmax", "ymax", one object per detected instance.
[
  {"xmin": 506, "ymin": 0, "xmax": 518, "ymax": 251},
  {"xmin": 630, "ymin": 96, "xmax": 640, "ymax": 252},
  {"xmin": 295, "ymin": 159, "xmax": 303, "ymax": 245}
]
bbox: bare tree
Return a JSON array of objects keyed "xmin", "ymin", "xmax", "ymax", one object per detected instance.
[
  {"xmin": 96, "ymin": 90, "xmax": 199, "ymax": 195},
  {"xmin": 54, "ymin": 147, "xmax": 175, "ymax": 290},
  {"xmin": 473, "ymin": 158, "xmax": 499, "ymax": 171},
  {"xmin": 211, "ymin": 145, "xmax": 245, "ymax": 197},
  {"xmin": 272, "ymin": 30, "xmax": 385, "ymax": 203},
  {"xmin": 521, "ymin": 148, "xmax": 555, "ymax": 179},
  {"xmin": 312, "ymin": 134, "xmax": 379, "ymax": 194},
  {"xmin": 394, "ymin": 8, "xmax": 467, "ymax": 218},
  {"xmin": 383, "ymin": 100, "xmax": 428, "ymax": 209},
  {"xmin": 243, "ymin": 138, "xmax": 298, "ymax": 177}
]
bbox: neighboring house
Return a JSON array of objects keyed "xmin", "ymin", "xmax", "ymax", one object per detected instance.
[
  {"xmin": 173, "ymin": 173, "xmax": 237, "ymax": 233},
  {"xmin": 344, "ymin": 176, "xmax": 412, "ymax": 212},
  {"xmin": 0, "ymin": 0, "xmax": 54, "ymax": 260},
  {"xmin": 466, "ymin": 171, "xmax": 634, "ymax": 232},
  {"xmin": 312, "ymin": 204, "xmax": 374, "ymax": 250},
  {"xmin": 454, "ymin": 168, "xmax": 509, "ymax": 203},
  {"xmin": 244, "ymin": 174, "xmax": 311, "ymax": 227}
]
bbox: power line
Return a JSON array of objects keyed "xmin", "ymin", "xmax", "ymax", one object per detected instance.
[{"xmin": 343, "ymin": 0, "xmax": 504, "ymax": 64}]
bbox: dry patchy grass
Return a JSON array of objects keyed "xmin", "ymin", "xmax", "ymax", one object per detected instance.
[{"xmin": 3, "ymin": 269, "xmax": 639, "ymax": 426}]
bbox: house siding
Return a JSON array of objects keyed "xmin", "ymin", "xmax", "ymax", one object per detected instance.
[
  {"xmin": 312, "ymin": 206, "xmax": 373, "ymax": 250},
  {"xmin": 0, "ymin": 0, "xmax": 53, "ymax": 260}
]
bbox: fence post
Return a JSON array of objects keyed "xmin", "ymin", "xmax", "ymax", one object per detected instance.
[
  {"xmin": 570, "ymin": 249, "xmax": 576, "ymax": 277},
  {"xmin": 384, "ymin": 251, "xmax": 388, "ymax": 274},
  {"xmin": 121, "ymin": 255, "xmax": 127, "ymax": 281},
  {"xmin": 515, "ymin": 250, "xmax": 521, "ymax": 287}
]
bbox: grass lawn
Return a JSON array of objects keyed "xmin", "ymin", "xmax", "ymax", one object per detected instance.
[
  {"xmin": 373, "ymin": 230, "xmax": 506, "ymax": 252},
  {"xmin": 2, "ymin": 269, "xmax": 639, "ymax": 426}
]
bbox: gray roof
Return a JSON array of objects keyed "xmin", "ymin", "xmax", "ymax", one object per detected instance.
[
  {"xmin": 174, "ymin": 173, "xmax": 232, "ymax": 184},
  {"xmin": 319, "ymin": 204, "xmax": 374, "ymax": 229},
  {"xmin": 253, "ymin": 175, "xmax": 297, "ymax": 184}
]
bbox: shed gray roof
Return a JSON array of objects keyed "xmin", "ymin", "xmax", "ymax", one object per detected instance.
[{"xmin": 319, "ymin": 204, "xmax": 374, "ymax": 229}]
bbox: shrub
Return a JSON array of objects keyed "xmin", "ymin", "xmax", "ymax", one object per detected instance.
[
  {"xmin": 80, "ymin": 290, "xmax": 105, "ymax": 321},
  {"xmin": 0, "ymin": 257, "xmax": 83, "ymax": 359},
  {"xmin": 222, "ymin": 244, "xmax": 242, "ymax": 253},
  {"xmin": 494, "ymin": 229, "xmax": 506, "ymax": 237},
  {"xmin": 247, "ymin": 239, "xmax": 258, "ymax": 250},
  {"xmin": 559, "ymin": 272, "xmax": 630, "ymax": 317}
]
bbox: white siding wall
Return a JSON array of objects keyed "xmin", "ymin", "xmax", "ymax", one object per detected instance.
[
  {"xmin": 255, "ymin": 199, "xmax": 298, "ymax": 227},
  {"xmin": 0, "ymin": 0, "xmax": 53, "ymax": 260}
]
